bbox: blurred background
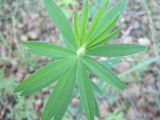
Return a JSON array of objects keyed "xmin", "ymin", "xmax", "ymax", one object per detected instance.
[{"xmin": 0, "ymin": 0, "xmax": 160, "ymax": 120}]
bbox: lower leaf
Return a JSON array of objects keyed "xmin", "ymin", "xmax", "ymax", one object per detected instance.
[
  {"xmin": 15, "ymin": 58, "xmax": 74, "ymax": 96},
  {"xmin": 82, "ymin": 56, "xmax": 126, "ymax": 90},
  {"xmin": 41, "ymin": 62, "xmax": 77, "ymax": 120},
  {"xmin": 77, "ymin": 60, "xmax": 95, "ymax": 120}
]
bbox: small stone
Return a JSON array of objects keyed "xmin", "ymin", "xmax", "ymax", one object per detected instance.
[
  {"xmin": 27, "ymin": 31, "xmax": 38, "ymax": 39},
  {"xmin": 71, "ymin": 97, "xmax": 79, "ymax": 108},
  {"xmin": 138, "ymin": 38, "xmax": 150, "ymax": 46},
  {"xmin": 20, "ymin": 35, "xmax": 28, "ymax": 41}
]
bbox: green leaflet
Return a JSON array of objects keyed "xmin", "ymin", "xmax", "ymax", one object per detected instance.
[
  {"xmin": 77, "ymin": 60, "xmax": 95, "ymax": 120},
  {"xmin": 80, "ymin": 0, "xmax": 88, "ymax": 44},
  {"xmin": 94, "ymin": 97, "xmax": 100, "ymax": 118},
  {"xmin": 88, "ymin": 13, "xmax": 120, "ymax": 46},
  {"xmin": 96, "ymin": 0, "xmax": 128, "ymax": 34},
  {"xmin": 15, "ymin": 58, "xmax": 74, "ymax": 96},
  {"xmin": 22, "ymin": 41, "xmax": 75, "ymax": 58},
  {"xmin": 43, "ymin": 0, "xmax": 77, "ymax": 49},
  {"xmin": 100, "ymin": 59, "xmax": 123, "ymax": 67},
  {"xmin": 82, "ymin": 56, "xmax": 126, "ymax": 90},
  {"xmin": 76, "ymin": 101, "xmax": 83, "ymax": 120},
  {"xmin": 74, "ymin": 12, "xmax": 80, "ymax": 46},
  {"xmin": 87, "ymin": 44, "xmax": 147, "ymax": 57},
  {"xmin": 90, "ymin": 83, "xmax": 100, "ymax": 118},
  {"xmin": 85, "ymin": 0, "xmax": 109, "ymax": 43},
  {"xmin": 41, "ymin": 62, "xmax": 77, "ymax": 120},
  {"xmin": 92, "ymin": 81, "xmax": 103, "ymax": 94},
  {"xmin": 76, "ymin": 99, "xmax": 99, "ymax": 119},
  {"xmin": 87, "ymin": 28, "xmax": 121, "ymax": 49}
]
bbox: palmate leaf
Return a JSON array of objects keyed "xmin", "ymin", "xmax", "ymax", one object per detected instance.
[
  {"xmin": 15, "ymin": 58, "xmax": 74, "ymax": 96},
  {"xmin": 87, "ymin": 44, "xmax": 147, "ymax": 57},
  {"xmin": 15, "ymin": 0, "xmax": 148, "ymax": 120},
  {"xmin": 77, "ymin": 60, "xmax": 95, "ymax": 120},
  {"xmin": 41, "ymin": 61, "xmax": 77, "ymax": 120},
  {"xmin": 43, "ymin": 0, "xmax": 77, "ymax": 49},
  {"xmin": 22, "ymin": 41, "xmax": 75, "ymax": 58},
  {"xmin": 82, "ymin": 56, "xmax": 126, "ymax": 90}
]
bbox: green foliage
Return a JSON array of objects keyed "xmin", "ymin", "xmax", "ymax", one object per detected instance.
[
  {"xmin": 42, "ymin": 63, "xmax": 77, "ymax": 120},
  {"xmin": 80, "ymin": 0, "xmax": 88, "ymax": 44},
  {"xmin": 43, "ymin": 0, "xmax": 77, "ymax": 49},
  {"xmin": 86, "ymin": 0, "xmax": 109, "ymax": 43},
  {"xmin": 105, "ymin": 109, "xmax": 126, "ymax": 120},
  {"xmin": 100, "ymin": 59, "xmax": 123, "ymax": 67},
  {"xmin": 15, "ymin": 0, "xmax": 146, "ymax": 120},
  {"xmin": 119, "ymin": 56, "xmax": 160, "ymax": 78},
  {"xmin": 82, "ymin": 56, "xmax": 126, "ymax": 90},
  {"xmin": 77, "ymin": 61, "xmax": 95, "ymax": 120},
  {"xmin": 87, "ymin": 44, "xmax": 146, "ymax": 57},
  {"xmin": 21, "ymin": 41, "xmax": 75, "ymax": 58}
]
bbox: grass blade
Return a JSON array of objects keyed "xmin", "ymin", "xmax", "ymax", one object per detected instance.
[
  {"xmin": 43, "ymin": 0, "xmax": 77, "ymax": 49},
  {"xmin": 41, "ymin": 62, "xmax": 77, "ymax": 120},
  {"xmin": 94, "ymin": 97, "xmax": 100, "ymax": 118},
  {"xmin": 82, "ymin": 56, "xmax": 126, "ymax": 90},
  {"xmin": 119, "ymin": 56, "xmax": 160, "ymax": 77},
  {"xmin": 87, "ymin": 44, "xmax": 147, "ymax": 57},
  {"xmin": 22, "ymin": 41, "xmax": 75, "ymax": 58},
  {"xmin": 77, "ymin": 60, "xmax": 95, "ymax": 120}
]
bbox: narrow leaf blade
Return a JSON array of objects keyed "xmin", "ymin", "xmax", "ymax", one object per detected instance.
[
  {"xmin": 100, "ymin": 59, "xmax": 123, "ymax": 67},
  {"xmin": 94, "ymin": 98, "xmax": 100, "ymax": 118},
  {"xmin": 86, "ymin": 0, "xmax": 109, "ymax": 42},
  {"xmin": 78, "ymin": 60, "xmax": 95, "ymax": 120},
  {"xmin": 87, "ymin": 28, "xmax": 121, "ymax": 49},
  {"xmin": 74, "ymin": 12, "xmax": 80, "ymax": 46},
  {"xmin": 22, "ymin": 41, "xmax": 75, "ymax": 58},
  {"xmin": 41, "ymin": 63, "xmax": 77, "ymax": 120},
  {"xmin": 82, "ymin": 56, "xmax": 126, "ymax": 90},
  {"xmin": 88, "ymin": 13, "xmax": 120, "ymax": 46},
  {"xmin": 92, "ymin": 81, "xmax": 103, "ymax": 94},
  {"xmin": 96, "ymin": 0, "xmax": 128, "ymax": 33},
  {"xmin": 87, "ymin": 44, "xmax": 147, "ymax": 57},
  {"xmin": 43, "ymin": 0, "xmax": 77, "ymax": 49},
  {"xmin": 15, "ymin": 58, "xmax": 73, "ymax": 96},
  {"xmin": 80, "ymin": 0, "xmax": 88, "ymax": 44}
]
